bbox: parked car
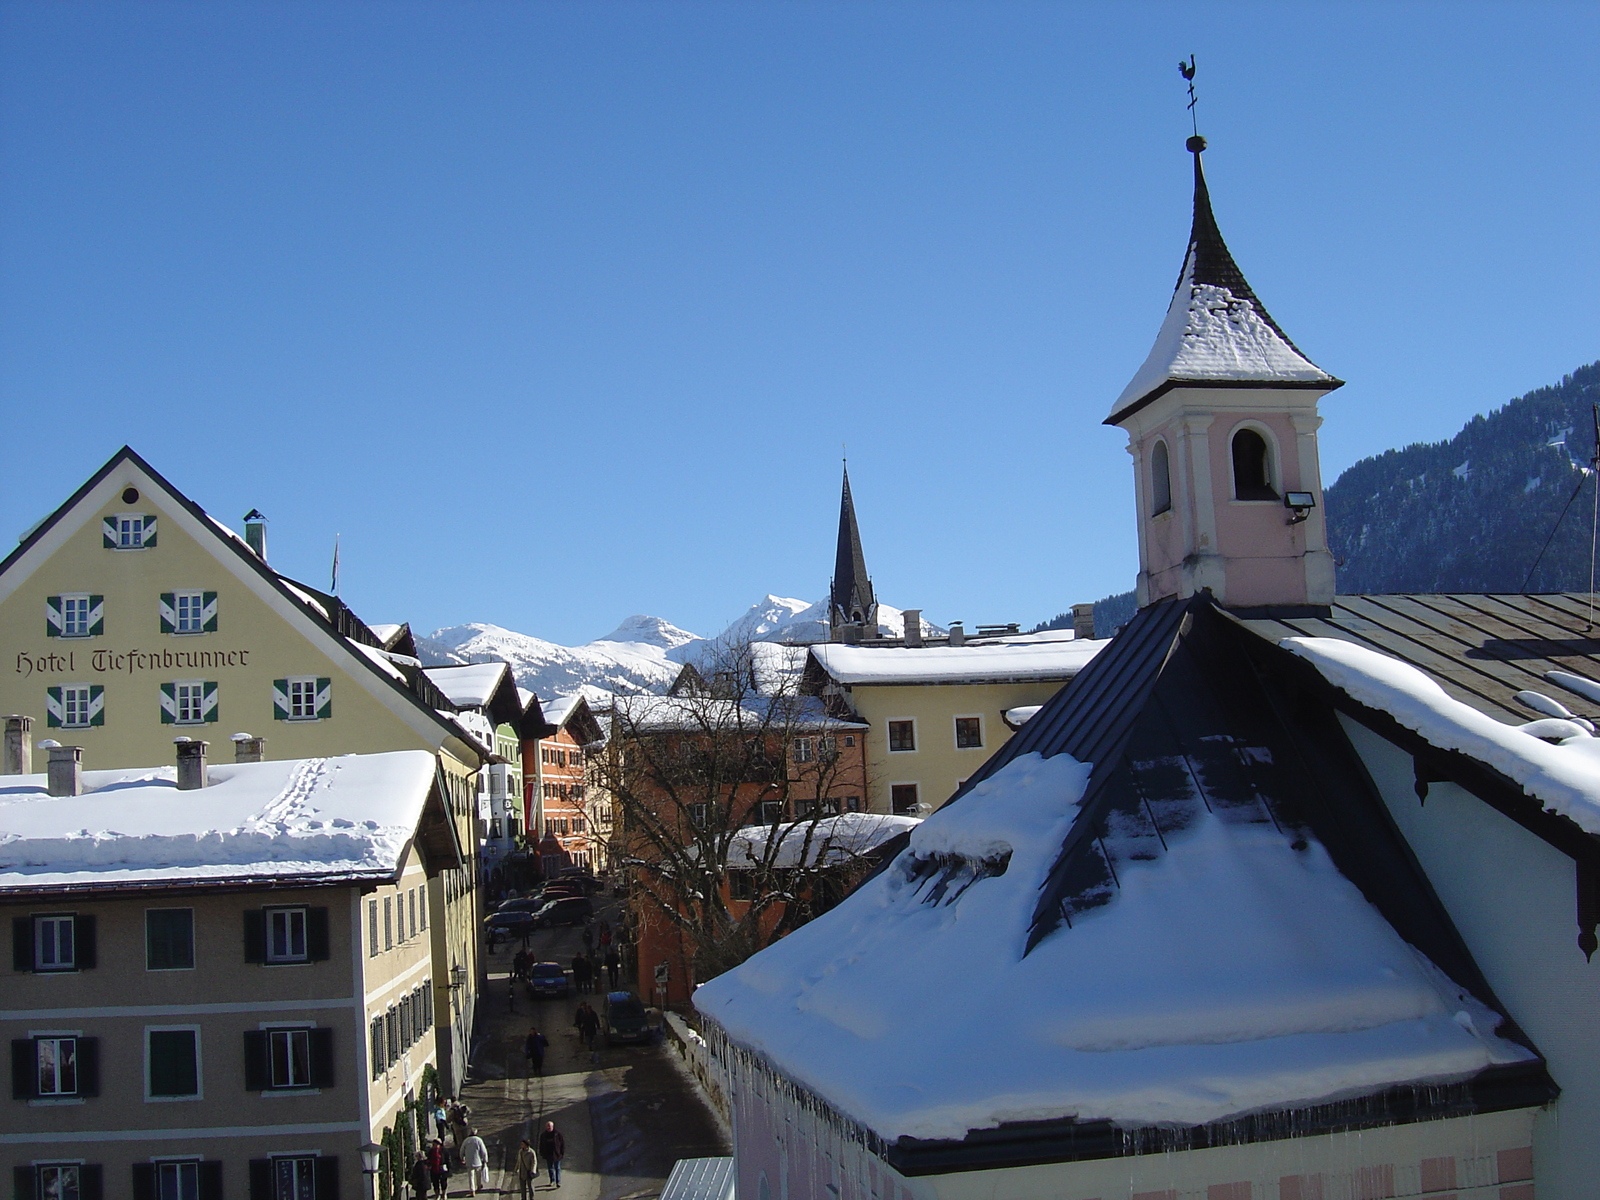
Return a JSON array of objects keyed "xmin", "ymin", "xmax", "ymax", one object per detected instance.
[
  {"xmin": 526, "ymin": 961, "xmax": 569, "ymax": 998},
  {"xmin": 533, "ymin": 886, "xmax": 583, "ymax": 904},
  {"xmin": 602, "ymin": 991, "xmax": 651, "ymax": 1044},
  {"xmin": 534, "ymin": 896, "xmax": 593, "ymax": 927},
  {"xmin": 484, "ymin": 910, "xmax": 535, "ymax": 934},
  {"xmin": 497, "ymin": 897, "xmax": 546, "ymax": 914}
]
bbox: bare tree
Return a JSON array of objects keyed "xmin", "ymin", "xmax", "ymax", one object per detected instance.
[{"xmin": 588, "ymin": 638, "xmax": 903, "ymax": 988}]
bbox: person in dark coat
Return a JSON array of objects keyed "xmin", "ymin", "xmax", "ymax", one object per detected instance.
[
  {"xmin": 409, "ymin": 1153, "xmax": 431, "ymax": 1200},
  {"xmin": 426, "ymin": 1142, "xmax": 450, "ymax": 1199},
  {"xmin": 537, "ymin": 1120, "xmax": 566, "ymax": 1188},
  {"xmin": 573, "ymin": 1002, "xmax": 599, "ymax": 1048},
  {"xmin": 524, "ymin": 1026, "xmax": 548, "ymax": 1076},
  {"xmin": 571, "ymin": 953, "xmax": 591, "ymax": 993},
  {"xmin": 604, "ymin": 948, "xmax": 620, "ymax": 989}
]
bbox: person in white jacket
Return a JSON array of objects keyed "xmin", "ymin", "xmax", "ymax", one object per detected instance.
[{"xmin": 459, "ymin": 1129, "xmax": 490, "ymax": 1196}]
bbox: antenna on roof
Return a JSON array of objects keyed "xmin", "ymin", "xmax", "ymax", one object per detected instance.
[
  {"xmin": 1179, "ymin": 54, "xmax": 1200, "ymax": 142},
  {"xmin": 1588, "ymin": 404, "xmax": 1599, "ymax": 628}
]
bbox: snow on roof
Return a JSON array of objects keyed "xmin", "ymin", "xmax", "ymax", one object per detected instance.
[
  {"xmin": 809, "ymin": 639, "xmax": 1106, "ymax": 686},
  {"xmin": 1287, "ymin": 636, "xmax": 1600, "ymax": 836},
  {"xmin": 726, "ymin": 812, "xmax": 919, "ymax": 870},
  {"xmin": 445, "ymin": 708, "xmax": 497, "ymax": 747},
  {"xmin": 1003, "ymin": 705, "xmax": 1042, "ymax": 727},
  {"xmin": 423, "ymin": 662, "xmax": 509, "ymax": 709},
  {"xmin": 368, "ymin": 623, "xmax": 404, "ymax": 643},
  {"xmin": 351, "ymin": 639, "xmax": 408, "ymax": 683},
  {"xmin": 0, "ymin": 750, "xmax": 438, "ymax": 889},
  {"xmin": 695, "ymin": 750, "xmax": 1533, "ymax": 1141},
  {"xmin": 277, "ymin": 579, "xmax": 330, "ymax": 619},
  {"xmin": 541, "ymin": 692, "xmax": 583, "ymax": 730},
  {"xmin": 616, "ymin": 695, "xmax": 865, "ymax": 734}
]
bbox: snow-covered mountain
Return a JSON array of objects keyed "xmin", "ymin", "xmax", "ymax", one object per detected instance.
[{"xmin": 417, "ymin": 595, "xmax": 945, "ymax": 703}]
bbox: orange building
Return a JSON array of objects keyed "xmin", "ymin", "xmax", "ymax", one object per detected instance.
[{"xmin": 526, "ymin": 693, "xmax": 605, "ymax": 877}]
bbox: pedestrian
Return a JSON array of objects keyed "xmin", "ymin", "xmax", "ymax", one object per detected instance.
[
  {"xmin": 514, "ymin": 1138, "xmax": 538, "ymax": 1200},
  {"xmin": 581, "ymin": 924, "xmax": 593, "ymax": 955},
  {"xmin": 574, "ymin": 1001, "xmax": 599, "ymax": 1048},
  {"xmin": 409, "ymin": 1152, "xmax": 431, "ymax": 1200},
  {"xmin": 537, "ymin": 1120, "xmax": 566, "ymax": 1189},
  {"xmin": 571, "ymin": 953, "xmax": 590, "ymax": 994},
  {"xmin": 459, "ymin": 1129, "xmax": 490, "ymax": 1197},
  {"xmin": 524, "ymin": 1026, "xmax": 548, "ymax": 1077},
  {"xmin": 433, "ymin": 1097, "xmax": 450, "ymax": 1143},
  {"xmin": 449, "ymin": 1102, "xmax": 472, "ymax": 1159},
  {"xmin": 604, "ymin": 948, "xmax": 619, "ymax": 990},
  {"xmin": 427, "ymin": 1142, "xmax": 450, "ymax": 1199}
]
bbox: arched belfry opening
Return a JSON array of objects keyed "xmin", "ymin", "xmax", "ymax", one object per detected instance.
[{"xmin": 1106, "ymin": 134, "xmax": 1342, "ymax": 613}]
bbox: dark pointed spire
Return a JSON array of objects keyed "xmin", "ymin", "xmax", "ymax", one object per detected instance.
[
  {"xmin": 830, "ymin": 465, "xmax": 877, "ymax": 641},
  {"xmin": 1107, "ymin": 135, "xmax": 1340, "ymax": 427}
]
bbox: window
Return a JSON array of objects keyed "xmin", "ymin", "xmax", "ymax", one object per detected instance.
[
  {"xmin": 843, "ymin": 735, "xmax": 855, "ymax": 748},
  {"xmin": 274, "ymin": 677, "xmax": 331, "ymax": 722},
  {"xmin": 888, "ymin": 721, "xmax": 916, "ymax": 752},
  {"xmin": 407, "ymin": 889, "xmax": 417, "ymax": 940},
  {"xmin": 146, "ymin": 909, "xmax": 195, "ymax": 971},
  {"xmin": 383, "ymin": 898, "xmax": 392, "ymax": 951},
  {"xmin": 845, "ymin": 796, "xmax": 861, "ymax": 812},
  {"xmin": 891, "ymin": 784, "xmax": 920, "ymax": 815},
  {"xmin": 418, "ymin": 889, "xmax": 427, "ymax": 932},
  {"xmin": 63, "ymin": 596, "xmax": 92, "ymax": 638},
  {"xmin": 46, "ymin": 684, "xmax": 103, "ymax": 730},
  {"xmin": 35, "ymin": 914, "xmax": 76, "ymax": 971},
  {"xmin": 175, "ymin": 683, "xmax": 205, "ymax": 725},
  {"xmin": 103, "ymin": 512, "xmax": 156, "ymax": 550},
  {"xmin": 368, "ymin": 900, "xmax": 378, "ymax": 957},
  {"xmin": 266, "ymin": 908, "xmax": 308, "ymax": 963},
  {"xmin": 147, "ymin": 1028, "xmax": 200, "ymax": 1099},
  {"xmin": 1232, "ymin": 428, "xmax": 1277, "ymax": 500},
  {"xmin": 156, "ymin": 1161, "xmax": 199, "ymax": 1200},
  {"xmin": 488, "ymin": 818, "xmax": 502, "ymax": 840},
  {"xmin": 955, "ymin": 717, "xmax": 983, "ymax": 749},
  {"xmin": 33, "ymin": 1163, "xmax": 95, "ymax": 1200},
  {"xmin": 161, "ymin": 590, "xmax": 217, "ymax": 635},
  {"xmin": 269, "ymin": 1029, "xmax": 311, "ymax": 1089},
  {"xmin": 271, "ymin": 1157, "xmax": 318, "ymax": 1200},
  {"xmin": 792, "ymin": 737, "xmax": 814, "ymax": 763},
  {"xmin": 369, "ymin": 1019, "xmax": 384, "ymax": 1079},
  {"xmin": 35, "ymin": 1036, "xmax": 78, "ymax": 1096},
  {"xmin": 688, "ymin": 804, "xmax": 708, "ymax": 826},
  {"xmin": 1148, "ymin": 438, "xmax": 1174, "ymax": 515}
]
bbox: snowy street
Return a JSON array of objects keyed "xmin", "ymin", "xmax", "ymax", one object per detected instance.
[{"xmin": 452, "ymin": 901, "xmax": 729, "ymax": 1200}]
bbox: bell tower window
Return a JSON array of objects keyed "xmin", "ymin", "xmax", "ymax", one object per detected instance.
[
  {"xmin": 1232, "ymin": 428, "xmax": 1277, "ymax": 500},
  {"xmin": 1150, "ymin": 441, "xmax": 1172, "ymax": 515}
]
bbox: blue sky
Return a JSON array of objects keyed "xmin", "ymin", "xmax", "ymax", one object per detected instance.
[{"xmin": 3, "ymin": 2, "xmax": 1597, "ymax": 645}]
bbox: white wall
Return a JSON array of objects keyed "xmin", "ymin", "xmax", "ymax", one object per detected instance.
[{"xmin": 1342, "ymin": 714, "xmax": 1600, "ymax": 1198}]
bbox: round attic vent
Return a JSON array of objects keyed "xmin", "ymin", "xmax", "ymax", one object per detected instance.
[{"xmin": 122, "ymin": 487, "xmax": 139, "ymax": 504}]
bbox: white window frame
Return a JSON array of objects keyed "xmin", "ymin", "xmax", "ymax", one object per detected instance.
[
  {"xmin": 60, "ymin": 684, "xmax": 93, "ymax": 730},
  {"xmin": 172, "ymin": 590, "xmax": 206, "ymax": 635},
  {"xmin": 36, "ymin": 1164, "xmax": 82, "ymax": 1200},
  {"xmin": 35, "ymin": 1035, "xmax": 79, "ymax": 1096},
  {"xmin": 266, "ymin": 1026, "xmax": 313, "ymax": 1090},
  {"xmin": 890, "ymin": 782, "xmax": 921, "ymax": 815},
  {"xmin": 59, "ymin": 594, "xmax": 93, "ymax": 638},
  {"xmin": 265, "ymin": 907, "xmax": 309, "ymax": 964},
  {"xmin": 792, "ymin": 737, "xmax": 815, "ymax": 763},
  {"xmin": 156, "ymin": 1160, "xmax": 200, "ymax": 1200},
  {"xmin": 287, "ymin": 677, "xmax": 319, "ymax": 720},
  {"xmin": 271, "ymin": 1156, "xmax": 318, "ymax": 1200},
  {"xmin": 173, "ymin": 680, "xmax": 207, "ymax": 726},
  {"xmin": 34, "ymin": 914, "xmax": 76, "ymax": 971},
  {"xmin": 115, "ymin": 513, "xmax": 146, "ymax": 548},
  {"xmin": 145, "ymin": 1024, "xmax": 203, "ymax": 1102},
  {"xmin": 887, "ymin": 719, "xmax": 917, "ymax": 753},
  {"xmin": 953, "ymin": 714, "xmax": 984, "ymax": 750}
]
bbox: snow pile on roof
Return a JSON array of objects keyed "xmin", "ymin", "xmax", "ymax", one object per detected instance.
[
  {"xmin": 810, "ymin": 639, "xmax": 1106, "ymax": 686},
  {"xmin": 0, "ymin": 750, "xmax": 437, "ymax": 888},
  {"xmin": 368, "ymin": 623, "xmax": 405, "ymax": 644},
  {"xmin": 1003, "ymin": 705, "xmax": 1042, "ymax": 727},
  {"xmin": 1286, "ymin": 636, "xmax": 1600, "ymax": 835},
  {"xmin": 695, "ymin": 751, "xmax": 1533, "ymax": 1140},
  {"xmin": 352, "ymin": 639, "xmax": 408, "ymax": 683},
  {"xmin": 423, "ymin": 662, "xmax": 510, "ymax": 709},
  {"xmin": 1112, "ymin": 254, "xmax": 1334, "ymax": 418},
  {"xmin": 727, "ymin": 812, "xmax": 919, "ymax": 870}
]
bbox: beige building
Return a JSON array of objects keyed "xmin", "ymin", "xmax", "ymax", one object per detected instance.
[
  {"xmin": 1, "ymin": 747, "xmax": 463, "ymax": 1200},
  {"xmin": 804, "ymin": 632, "xmax": 1105, "ymax": 814},
  {"xmin": 0, "ymin": 446, "xmax": 489, "ymax": 1096}
]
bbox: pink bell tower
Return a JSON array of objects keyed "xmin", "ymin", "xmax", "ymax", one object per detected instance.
[{"xmin": 1108, "ymin": 135, "xmax": 1342, "ymax": 613}]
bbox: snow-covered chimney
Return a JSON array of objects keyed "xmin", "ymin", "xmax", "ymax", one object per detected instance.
[
  {"xmin": 1072, "ymin": 604, "xmax": 1096, "ymax": 640},
  {"xmin": 3, "ymin": 715, "xmax": 32, "ymax": 775},
  {"xmin": 903, "ymin": 609, "xmax": 923, "ymax": 648},
  {"xmin": 948, "ymin": 622, "xmax": 966, "ymax": 647},
  {"xmin": 244, "ymin": 509, "xmax": 268, "ymax": 562},
  {"xmin": 231, "ymin": 732, "xmax": 266, "ymax": 763},
  {"xmin": 175, "ymin": 738, "xmax": 209, "ymax": 790},
  {"xmin": 45, "ymin": 742, "xmax": 81, "ymax": 797}
]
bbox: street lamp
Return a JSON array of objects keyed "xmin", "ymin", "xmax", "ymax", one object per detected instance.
[
  {"xmin": 359, "ymin": 1142, "xmax": 383, "ymax": 1200},
  {"xmin": 450, "ymin": 963, "xmax": 467, "ymax": 992}
]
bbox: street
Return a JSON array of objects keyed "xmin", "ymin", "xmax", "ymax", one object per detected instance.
[{"xmin": 450, "ymin": 897, "xmax": 729, "ymax": 1200}]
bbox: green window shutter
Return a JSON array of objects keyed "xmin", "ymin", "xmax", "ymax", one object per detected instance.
[
  {"xmin": 158, "ymin": 593, "xmax": 177, "ymax": 634},
  {"xmin": 45, "ymin": 687, "xmax": 64, "ymax": 728},
  {"xmin": 101, "ymin": 517, "xmax": 118, "ymax": 548},
  {"xmin": 316, "ymin": 678, "xmax": 333, "ymax": 719},
  {"xmin": 45, "ymin": 596, "xmax": 62, "ymax": 638},
  {"xmin": 202, "ymin": 592, "xmax": 218, "ymax": 632},
  {"xmin": 141, "ymin": 515, "xmax": 157, "ymax": 548},
  {"xmin": 159, "ymin": 683, "xmax": 177, "ymax": 725},
  {"xmin": 272, "ymin": 680, "xmax": 290, "ymax": 721},
  {"xmin": 202, "ymin": 682, "xmax": 219, "ymax": 723},
  {"xmin": 87, "ymin": 596, "xmax": 103, "ymax": 637},
  {"xmin": 88, "ymin": 686, "xmax": 105, "ymax": 727}
]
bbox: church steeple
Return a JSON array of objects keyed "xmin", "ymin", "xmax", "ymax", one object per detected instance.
[
  {"xmin": 829, "ymin": 466, "xmax": 878, "ymax": 643},
  {"xmin": 1108, "ymin": 136, "xmax": 1342, "ymax": 613}
]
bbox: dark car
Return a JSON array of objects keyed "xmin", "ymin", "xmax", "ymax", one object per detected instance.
[
  {"xmin": 534, "ymin": 896, "xmax": 593, "ymax": 927},
  {"xmin": 484, "ymin": 910, "xmax": 535, "ymax": 934},
  {"xmin": 602, "ymin": 991, "xmax": 651, "ymax": 1044},
  {"xmin": 497, "ymin": 897, "xmax": 546, "ymax": 914},
  {"xmin": 526, "ymin": 961, "xmax": 569, "ymax": 998}
]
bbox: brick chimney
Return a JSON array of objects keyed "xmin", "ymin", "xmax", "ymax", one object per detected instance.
[
  {"xmin": 175, "ymin": 738, "xmax": 209, "ymax": 790},
  {"xmin": 3, "ymin": 715, "xmax": 32, "ymax": 775}
]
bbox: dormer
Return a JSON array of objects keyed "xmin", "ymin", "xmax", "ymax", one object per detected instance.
[{"xmin": 1108, "ymin": 136, "xmax": 1342, "ymax": 613}]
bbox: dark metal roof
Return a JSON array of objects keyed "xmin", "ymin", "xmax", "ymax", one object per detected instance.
[
  {"xmin": 830, "ymin": 465, "xmax": 876, "ymax": 630},
  {"xmin": 1234, "ymin": 592, "xmax": 1600, "ymax": 725}
]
